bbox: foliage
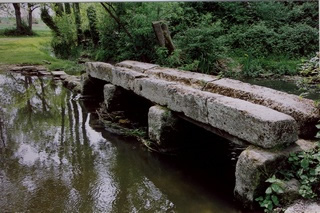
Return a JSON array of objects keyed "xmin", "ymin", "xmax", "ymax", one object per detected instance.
[
  {"xmin": 51, "ymin": 13, "xmax": 79, "ymax": 59},
  {"xmin": 86, "ymin": 6, "xmax": 99, "ymax": 46},
  {"xmin": 0, "ymin": 29, "xmax": 84, "ymax": 74},
  {"xmin": 255, "ymin": 125, "xmax": 320, "ymax": 212},
  {"xmin": 298, "ymin": 53, "xmax": 320, "ymax": 85},
  {"xmin": 39, "ymin": 1, "xmax": 318, "ymax": 77},
  {"xmin": 255, "ymin": 175, "xmax": 284, "ymax": 212}
]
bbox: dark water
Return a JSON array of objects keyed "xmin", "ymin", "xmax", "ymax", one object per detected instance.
[{"xmin": 0, "ymin": 71, "xmax": 244, "ymax": 212}]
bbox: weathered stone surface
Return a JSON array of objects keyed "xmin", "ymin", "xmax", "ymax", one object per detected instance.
[
  {"xmin": 165, "ymin": 84, "xmax": 213, "ymax": 124},
  {"xmin": 284, "ymin": 200, "xmax": 320, "ymax": 213},
  {"xmin": 207, "ymin": 96, "xmax": 298, "ymax": 148},
  {"xmin": 133, "ymin": 77, "xmax": 177, "ymax": 106},
  {"xmin": 146, "ymin": 67, "xmax": 218, "ymax": 89},
  {"xmin": 204, "ymin": 78, "xmax": 319, "ymax": 138},
  {"xmin": 116, "ymin": 60, "xmax": 158, "ymax": 73},
  {"xmin": 281, "ymin": 179, "xmax": 300, "ymax": 204},
  {"xmin": 11, "ymin": 66, "xmax": 37, "ymax": 72},
  {"xmin": 111, "ymin": 67, "xmax": 147, "ymax": 90},
  {"xmin": 148, "ymin": 105, "xmax": 179, "ymax": 145},
  {"xmin": 103, "ymin": 84, "xmax": 124, "ymax": 111},
  {"xmin": 10, "ymin": 66, "xmax": 47, "ymax": 72},
  {"xmin": 86, "ymin": 61, "xmax": 300, "ymax": 148},
  {"xmin": 85, "ymin": 62, "xmax": 113, "ymax": 82},
  {"xmin": 51, "ymin": 71, "xmax": 67, "ymax": 77},
  {"xmin": 38, "ymin": 71, "xmax": 51, "ymax": 76},
  {"xmin": 234, "ymin": 139, "xmax": 316, "ymax": 205},
  {"xmin": 63, "ymin": 75, "xmax": 82, "ymax": 93}
]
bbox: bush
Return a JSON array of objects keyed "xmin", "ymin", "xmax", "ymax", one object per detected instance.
[
  {"xmin": 173, "ymin": 20, "xmax": 226, "ymax": 74},
  {"xmin": 2, "ymin": 22, "xmax": 34, "ymax": 36},
  {"xmin": 278, "ymin": 24, "xmax": 318, "ymax": 57},
  {"xmin": 51, "ymin": 14, "xmax": 78, "ymax": 59},
  {"xmin": 229, "ymin": 22, "xmax": 279, "ymax": 57}
]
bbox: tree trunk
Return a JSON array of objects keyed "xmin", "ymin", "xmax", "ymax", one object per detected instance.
[
  {"xmin": 13, "ymin": 3, "xmax": 22, "ymax": 31},
  {"xmin": 28, "ymin": 3, "xmax": 32, "ymax": 30},
  {"xmin": 152, "ymin": 21, "xmax": 175, "ymax": 54},
  {"xmin": 64, "ymin": 3, "xmax": 71, "ymax": 14},
  {"xmin": 73, "ymin": 3, "xmax": 83, "ymax": 45},
  {"xmin": 40, "ymin": 7, "xmax": 60, "ymax": 35},
  {"xmin": 54, "ymin": 3, "xmax": 64, "ymax": 17}
]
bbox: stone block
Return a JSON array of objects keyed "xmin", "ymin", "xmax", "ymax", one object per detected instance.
[
  {"xmin": 103, "ymin": 84, "xmax": 124, "ymax": 111},
  {"xmin": 146, "ymin": 67, "xmax": 218, "ymax": 89},
  {"xmin": 204, "ymin": 78, "xmax": 319, "ymax": 138},
  {"xmin": 165, "ymin": 85, "xmax": 214, "ymax": 124},
  {"xmin": 234, "ymin": 140, "xmax": 316, "ymax": 205},
  {"xmin": 148, "ymin": 105, "xmax": 179, "ymax": 145},
  {"xmin": 111, "ymin": 67, "xmax": 147, "ymax": 90},
  {"xmin": 85, "ymin": 62, "xmax": 113, "ymax": 82},
  {"xmin": 207, "ymin": 96, "xmax": 298, "ymax": 148},
  {"xmin": 133, "ymin": 78, "xmax": 177, "ymax": 106},
  {"xmin": 116, "ymin": 60, "xmax": 159, "ymax": 73},
  {"xmin": 284, "ymin": 200, "xmax": 320, "ymax": 213}
]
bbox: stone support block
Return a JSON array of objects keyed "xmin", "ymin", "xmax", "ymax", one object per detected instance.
[
  {"xmin": 103, "ymin": 84, "xmax": 124, "ymax": 111},
  {"xmin": 234, "ymin": 139, "xmax": 317, "ymax": 205},
  {"xmin": 148, "ymin": 105, "xmax": 179, "ymax": 146}
]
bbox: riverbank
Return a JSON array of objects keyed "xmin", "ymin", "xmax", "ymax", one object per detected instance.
[{"xmin": 0, "ymin": 30, "xmax": 84, "ymax": 75}]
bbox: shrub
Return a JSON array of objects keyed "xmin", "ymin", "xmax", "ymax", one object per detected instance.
[
  {"xmin": 51, "ymin": 14, "xmax": 78, "ymax": 59},
  {"xmin": 278, "ymin": 24, "xmax": 318, "ymax": 57},
  {"xmin": 229, "ymin": 22, "xmax": 279, "ymax": 57},
  {"xmin": 2, "ymin": 22, "xmax": 34, "ymax": 36},
  {"xmin": 173, "ymin": 20, "xmax": 226, "ymax": 74}
]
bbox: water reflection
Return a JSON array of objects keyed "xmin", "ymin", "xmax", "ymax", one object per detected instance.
[{"xmin": 0, "ymin": 71, "xmax": 241, "ymax": 212}]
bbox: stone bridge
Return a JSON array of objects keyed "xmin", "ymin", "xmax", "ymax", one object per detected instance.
[{"xmin": 84, "ymin": 60, "xmax": 319, "ymax": 206}]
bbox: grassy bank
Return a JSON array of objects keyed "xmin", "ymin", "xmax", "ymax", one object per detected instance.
[{"xmin": 0, "ymin": 29, "xmax": 83, "ymax": 75}]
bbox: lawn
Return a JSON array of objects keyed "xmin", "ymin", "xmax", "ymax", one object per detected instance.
[{"xmin": 0, "ymin": 25, "xmax": 83, "ymax": 74}]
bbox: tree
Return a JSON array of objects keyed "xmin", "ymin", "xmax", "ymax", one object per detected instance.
[
  {"xmin": 40, "ymin": 6, "xmax": 60, "ymax": 35},
  {"xmin": 73, "ymin": 3, "xmax": 83, "ymax": 44},
  {"xmin": 27, "ymin": 3, "xmax": 40, "ymax": 30},
  {"xmin": 12, "ymin": 3, "xmax": 22, "ymax": 31}
]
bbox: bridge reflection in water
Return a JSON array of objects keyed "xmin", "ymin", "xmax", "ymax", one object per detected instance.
[{"xmin": 0, "ymin": 71, "xmax": 243, "ymax": 212}]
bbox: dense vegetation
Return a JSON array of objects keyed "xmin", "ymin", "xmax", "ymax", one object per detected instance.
[{"xmin": 41, "ymin": 1, "xmax": 318, "ymax": 78}]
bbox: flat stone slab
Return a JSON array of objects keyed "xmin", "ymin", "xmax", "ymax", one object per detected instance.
[
  {"xmin": 145, "ymin": 67, "xmax": 218, "ymax": 89},
  {"xmin": 38, "ymin": 71, "xmax": 51, "ymax": 76},
  {"xmin": 204, "ymin": 78, "xmax": 319, "ymax": 138},
  {"xmin": 11, "ymin": 66, "xmax": 47, "ymax": 72},
  {"xmin": 86, "ymin": 62, "xmax": 113, "ymax": 82},
  {"xmin": 51, "ymin": 71, "xmax": 67, "ymax": 77},
  {"xmin": 116, "ymin": 60, "xmax": 159, "ymax": 72},
  {"xmin": 207, "ymin": 95, "xmax": 298, "ymax": 148},
  {"xmin": 86, "ymin": 62, "xmax": 299, "ymax": 148}
]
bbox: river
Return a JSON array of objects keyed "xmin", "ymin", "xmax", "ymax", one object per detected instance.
[
  {"xmin": 0, "ymin": 71, "xmax": 246, "ymax": 212},
  {"xmin": 1, "ymin": 71, "xmax": 318, "ymax": 212}
]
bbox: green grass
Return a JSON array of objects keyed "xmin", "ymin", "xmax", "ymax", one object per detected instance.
[{"xmin": 0, "ymin": 27, "xmax": 83, "ymax": 74}]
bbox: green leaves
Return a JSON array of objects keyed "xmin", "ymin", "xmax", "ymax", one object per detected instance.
[
  {"xmin": 300, "ymin": 158, "xmax": 310, "ymax": 169},
  {"xmin": 271, "ymin": 184, "xmax": 284, "ymax": 194}
]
